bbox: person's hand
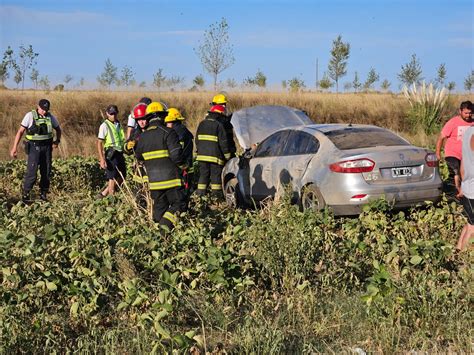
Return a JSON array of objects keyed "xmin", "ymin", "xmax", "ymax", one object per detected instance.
[
  {"xmin": 126, "ymin": 140, "xmax": 136, "ymax": 150},
  {"xmin": 99, "ymin": 158, "xmax": 107, "ymax": 169},
  {"xmin": 10, "ymin": 148, "xmax": 17, "ymax": 159}
]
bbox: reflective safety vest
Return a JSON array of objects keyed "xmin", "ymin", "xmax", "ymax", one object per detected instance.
[
  {"xmin": 104, "ymin": 120, "xmax": 125, "ymax": 151},
  {"xmin": 26, "ymin": 110, "xmax": 53, "ymax": 141}
]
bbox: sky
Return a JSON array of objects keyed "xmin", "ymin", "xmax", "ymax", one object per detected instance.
[{"xmin": 0, "ymin": 0, "xmax": 473, "ymax": 91}]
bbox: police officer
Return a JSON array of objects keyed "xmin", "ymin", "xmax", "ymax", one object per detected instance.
[
  {"xmin": 134, "ymin": 102, "xmax": 187, "ymax": 230},
  {"xmin": 97, "ymin": 105, "xmax": 126, "ymax": 198},
  {"xmin": 10, "ymin": 99, "xmax": 62, "ymax": 202},
  {"xmin": 195, "ymin": 104, "xmax": 231, "ymax": 196},
  {"xmin": 165, "ymin": 108, "xmax": 194, "ymax": 192}
]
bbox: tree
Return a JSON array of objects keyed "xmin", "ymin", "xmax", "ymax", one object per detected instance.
[
  {"xmin": 14, "ymin": 70, "xmax": 22, "ymax": 88},
  {"xmin": 97, "ymin": 58, "xmax": 117, "ymax": 88},
  {"xmin": 79, "ymin": 77, "xmax": 85, "ymax": 88},
  {"xmin": 327, "ymin": 35, "xmax": 350, "ymax": 92},
  {"xmin": 195, "ymin": 17, "xmax": 235, "ymax": 90},
  {"xmin": 281, "ymin": 80, "xmax": 287, "ymax": 90},
  {"xmin": 447, "ymin": 81, "xmax": 456, "ymax": 92},
  {"xmin": 226, "ymin": 78, "xmax": 237, "ymax": 89},
  {"xmin": 30, "ymin": 68, "xmax": 39, "ymax": 89},
  {"xmin": 244, "ymin": 69, "xmax": 267, "ymax": 89},
  {"xmin": 38, "ymin": 75, "xmax": 50, "ymax": 91},
  {"xmin": 138, "ymin": 81, "xmax": 147, "ymax": 88},
  {"xmin": 381, "ymin": 79, "xmax": 391, "ymax": 92},
  {"xmin": 165, "ymin": 75, "xmax": 185, "ymax": 90},
  {"xmin": 287, "ymin": 77, "xmax": 305, "ymax": 92},
  {"xmin": 464, "ymin": 70, "xmax": 474, "ymax": 92},
  {"xmin": 1, "ymin": 46, "xmax": 15, "ymax": 85},
  {"xmin": 352, "ymin": 72, "xmax": 361, "ymax": 92},
  {"xmin": 398, "ymin": 53, "xmax": 423, "ymax": 86},
  {"xmin": 193, "ymin": 74, "xmax": 205, "ymax": 89},
  {"xmin": 18, "ymin": 44, "xmax": 39, "ymax": 90},
  {"xmin": 153, "ymin": 68, "xmax": 166, "ymax": 91},
  {"xmin": 120, "ymin": 66, "xmax": 135, "ymax": 87},
  {"xmin": 64, "ymin": 74, "xmax": 73, "ymax": 89},
  {"xmin": 435, "ymin": 63, "xmax": 446, "ymax": 87},
  {"xmin": 343, "ymin": 82, "xmax": 352, "ymax": 92},
  {"xmin": 318, "ymin": 72, "xmax": 333, "ymax": 91},
  {"xmin": 363, "ymin": 68, "xmax": 379, "ymax": 91}
]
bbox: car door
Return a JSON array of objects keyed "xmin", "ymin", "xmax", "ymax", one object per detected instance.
[
  {"xmin": 249, "ymin": 130, "xmax": 290, "ymax": 201},
  {"xmin": 272, "ymin": 131, "xmax": 320, "ymax": 199}
]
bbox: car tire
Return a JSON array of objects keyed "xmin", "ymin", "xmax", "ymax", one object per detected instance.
[
  {"xmin": 300, "ymin": 184, "xmax": 326, "ymax": 211},
  {"xmin": 224, "ymin": 178, "xmax": 242, "ymax": 208}
]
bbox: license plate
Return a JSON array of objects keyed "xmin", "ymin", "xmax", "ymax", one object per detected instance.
[{"xmin": 392, "ymin": 167, "xmax": 412, "ymax": 177}]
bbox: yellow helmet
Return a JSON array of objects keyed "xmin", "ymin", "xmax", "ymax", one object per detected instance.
[
  {"xmin": 145, "ymin": 101, "xmax": 165, "ymax": 115},
  {"xmin": 211, "ymin": 93, "xmax": 227, "ymax": 105},
  {"xmin": 164, "ymin": 108, "xmax": 184, "ymax": 123}
]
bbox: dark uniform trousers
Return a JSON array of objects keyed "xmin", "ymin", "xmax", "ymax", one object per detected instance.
[
  {"xmin": 23, "ymin": 142, "xmax": 52, "ymax": 194},
  {"xmin": 151, "ymin": 187, "xmax": 187, "ymax": 229},
  {"xmin": 197, "ymin": 162, "xmax": 223, "ymax": 195}
]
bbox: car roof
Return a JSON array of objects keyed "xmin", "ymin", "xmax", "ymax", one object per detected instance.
[{"xmin": 298, "ymin": 123, "xmax": 388, "ymax": 133}]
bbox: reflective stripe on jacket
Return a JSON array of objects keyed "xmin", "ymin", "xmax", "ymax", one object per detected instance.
[
  {"xmin": 25, "ymin": 110, "xmax": 53, "ymax": 141},
  {"xmin": 196, "ymin": 113, "xmax": 230, "ymax": 166}
]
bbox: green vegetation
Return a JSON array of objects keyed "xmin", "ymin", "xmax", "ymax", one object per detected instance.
[{"xmin": 0, "ymin": 157, "xmax": 472, "ymax": 352}]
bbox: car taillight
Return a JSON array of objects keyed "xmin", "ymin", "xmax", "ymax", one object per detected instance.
[
  {"xmin": 329, "ymin": 158, "xmax": 375, "ymax": 173},
  {"xmin": 425, "ymin": 153, "xmax": 438, "ymax": 167}
]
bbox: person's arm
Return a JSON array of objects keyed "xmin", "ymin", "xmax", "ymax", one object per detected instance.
[
  {"xmin": 435, "ymin": 134, "xmax": 446, "ymax": 161},
  {"xmin": 97, "ymin": 140, "xmax": 106, "ymax": 169},
  {"xmin": 167, "ymin": 130, "xmax": 185, "ymax": 168},
  {"xmin": 217, "ymin": 123, "xmax": 230, "ymax": 160},
  {"xmin": 10, "ymin": 126, "xmax": 27, "ymax": 159},
  {"xmin": 53, "ymin": 126, "xmax": 62, "ymax": 148},
  {"xmin": 126, "ymin": 126, "xmax": 134, "ymax": 140}
]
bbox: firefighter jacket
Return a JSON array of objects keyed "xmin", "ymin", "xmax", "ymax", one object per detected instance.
[
  {"xmin": 123, "ymin": 126, "xmax": 144, "ymax": 155},
  {"xmin": 196, "ymin": 112, "xmax": 231, "ymax": 166},
  {"xmin": 172, "ymin": 121, "xmax": 194, "ymax": 170},
  {"xmin": 135, "ymin": 119, "xmax": 185, "ymax": 190},
  {"xmin": 217, "ymin": 113, "xmax": 237, "ymax": 158}
]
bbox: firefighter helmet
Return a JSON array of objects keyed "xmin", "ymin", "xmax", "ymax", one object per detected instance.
[
  {"xmin": 164, "ymin": 108, "xmax": 184, "ymax": 123},
  {"xmin": 132, "ymin": 103, "xmax": 148, "ymax": 120},
  {"xmin": 146, "ymin": 101, "xmax": 165, "ymax": 115},
  {"xmin": 211, "ymin": 93, "xmax": 227, "ymax": 105}
]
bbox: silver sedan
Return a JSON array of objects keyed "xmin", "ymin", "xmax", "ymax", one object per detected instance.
[{"xmin": 222, "ymin": 105, "xmax": 442, "ymax": 215}]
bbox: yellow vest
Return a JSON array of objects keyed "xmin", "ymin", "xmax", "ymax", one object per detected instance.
[
  {"xmin": 25, "ymin": 110, "xmax": 53, "ymax": 141},
  {"xmin": 104, "ymin": 120, "xmax": 125, "ymax": 151}
]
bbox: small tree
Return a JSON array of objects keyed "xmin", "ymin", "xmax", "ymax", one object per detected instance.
[
  {"xmin": 318, "ymin": 72, "xmax": 333, "ymax": 91},
  {"xmin": 226, "ymin": 78, "xmax": 237, "ymax": 89},
  {"xmin": 18, "ymin": 44, "xmax": 39, "ymax": 90},
  {"xmin": 138, "ymin": 81, "xmax": 147, "ymax": 88},
  {"xmin": 281, "ymin": 80, "xmax": 287, "ymax": 90},
  {"xmin": 38, "ymin": 75, "xmax": 50, "ymax": 91},
  {"xmin": 120, "ymin": 66, "xmax": 135, "ymax": 87},
  {"xmin": 79, "ymin": 77, "xmax": 85, "ymax": 88},
  {"xmin": 363, "ymin": 68, "xmax": 379, "ymax": 91},
  {"xmin": 447, "ymin": 81, "xmax": 456, "ymax": 92},
  {"xmin": 327, "ymin": 35, "xmax": 350, "ymax": 92},
  {"xmin": 464, "ymin": 70, "xmax": 474, "ymax": 92},
  {"xmin": 352, "ymin": 72, "xmax": 362, "ymax": 92},
  {"xmin": 14, "ymin": 70, "xmax": 22, "ymax": 88},
  {"xmin": 398, "ymin": 53, "xmax": 423, "ymax": 86},
  {"xmin": 153, "ymin": 68, "xmax": 166, "ymax": 91},
  {"xmin": 381, "ymin": 79, "xmax": 391, "ymax": 92},
  {"xmin": 287, "ymin": 77, "xmax": 305, "ymax": 92},
  {"xmin": 63, "ymin": 74, "xmax": 73, "ymax": 90},
  {"xmin": 244, "ymin": 69, "xmax": 267, "ymax": 89},
  {"xmin": 1, "ymin": 46, "xmax": 15, "ymax": 85},
  {"xmin": 435, "ymin": 63, "xmax": 446, "ymax": 88},
  {"xmin": 193, "ymin": 74, "xmax": 205, "ymax": 89},
  {"xmin": 195, "ymin": 17, "xmax": 235, "ymax": 90},
  {"xmin": 343, "ymin": 82, "xmax": 352, "ymax": 92},
  {"xmin": 30, "ymin": 68, "xmax": 40, "ymax": 89},
  {"xmin": 165, "ymin": 75, "xmax": 185, "ymax": 90},
  {"xmin": 97, "ymin": 58, "xmax": 117, "ymax": 88}
]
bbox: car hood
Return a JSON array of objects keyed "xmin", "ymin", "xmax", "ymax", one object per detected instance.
[{"xmin": 231, "ymin": 105, "xmax": 313, "ymax": 149}]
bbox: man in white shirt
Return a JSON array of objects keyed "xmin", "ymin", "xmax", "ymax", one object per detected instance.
[{"xmin": 10, "ymin": 99, "xmax": 61, "ymax": 202}]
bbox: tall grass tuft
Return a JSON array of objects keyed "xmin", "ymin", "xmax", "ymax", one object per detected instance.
[{"xmin": 402, "ymin": 81, "xmax": 449, "ymax": 134}]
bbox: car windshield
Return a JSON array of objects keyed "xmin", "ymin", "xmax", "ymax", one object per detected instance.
[{"xmin": 324, "ymin": 127, "xmax": 410, "ymax": 150}]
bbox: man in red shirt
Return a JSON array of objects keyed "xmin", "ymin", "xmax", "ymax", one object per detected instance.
[{"xmin": 436, "ymin": 101, "xmax": 473, "ymax": 197}]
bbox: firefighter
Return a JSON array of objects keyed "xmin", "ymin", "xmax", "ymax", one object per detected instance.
[
  {"xmin": 10, "ymin": 99, "xmax": 62, "ymax": 202},
  {"xmin": 210, "ymin": 93, "xmax": 237, "ymax": 159},
  {"xmin": 97, "ymin": 105, "xmax": 126, "ymax": 198},
  {"xmin": 165, "ymin": 108, "xmax": 194, "ymax": 193},
  {"xmin": 134, "ymin": 102, "xmax": 187, "ymax": 230},
  {"xmin": 126, "ymin": 97, "xmax": 152, "ymax": 139},
  {"xmin": 195, "ymin": 104, "xmax": 231, "ymax": 196},
  {"xmin": 124, "ymin": 103, "xmax": 149, "ymax": 184}
]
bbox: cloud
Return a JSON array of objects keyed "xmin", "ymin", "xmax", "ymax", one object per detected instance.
[{"xmin": 448, "ymin": 37, "xmax": 474, "ymax": 48}]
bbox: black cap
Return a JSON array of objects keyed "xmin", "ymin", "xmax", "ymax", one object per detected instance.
[
  {"xmin": 139, "ymin": 97, "xmax": 152, "ymax": 105},
  {"xmin": 38, "ymin": 99, "xmax": 50, "ymax": 111},
  {"xmin": 106, "ymin": 105, "xmax": 119, "ymax": 115}
]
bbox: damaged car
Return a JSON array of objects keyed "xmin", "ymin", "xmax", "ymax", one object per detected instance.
[{"xmin": 222, "ymin": 105, "xmax": 442, "ymax": 215}]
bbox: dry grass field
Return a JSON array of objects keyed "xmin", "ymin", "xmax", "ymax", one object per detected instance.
[{"xmin": 0, "ymin": 89, "xmax": 471, "ymax": 160}]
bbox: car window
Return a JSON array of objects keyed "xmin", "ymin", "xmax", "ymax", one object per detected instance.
[
  {"xmin": 255, "ymin": 131, "xmax": 290, "ymax": 157},
  {"xmin": 282, "ymin": 131, "xmax": 320, "ymax": 155},
  {"xmin": 324, "ymin": 127, "xmax": 410, "ymax": 150}
]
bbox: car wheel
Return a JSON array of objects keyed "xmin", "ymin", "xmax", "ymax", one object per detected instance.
[
  {"xmin": 301, "ymin": 184, "xmax": 326, "ymax": 211},
  {"xmin": 224, "ymin": 178, "xmax": 241, "ymax": 208}
]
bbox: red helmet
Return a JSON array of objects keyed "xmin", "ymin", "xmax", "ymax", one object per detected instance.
[
  {"xmin": 133, "ymin": 103, "xmax": 148, "ymax": 120},
  {"xmin": 209, "ymin": 104, "xmax": 226, "ymax": 114}
]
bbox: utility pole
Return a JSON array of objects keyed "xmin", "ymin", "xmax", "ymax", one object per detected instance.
[{"xmin": 315, "ymin": 58, "xmax": 319, "ymax": 90}]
